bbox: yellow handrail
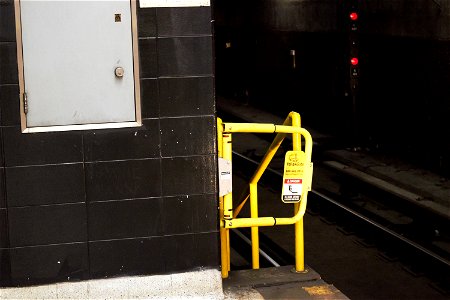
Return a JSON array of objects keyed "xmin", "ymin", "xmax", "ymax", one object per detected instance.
[
  {"xmin": 217, "ymin": 111, "xmax": 313, "ymax": 278},
  {"xmin": 223, "ymin": 193, "xmax": 308, "ymax": 228}
]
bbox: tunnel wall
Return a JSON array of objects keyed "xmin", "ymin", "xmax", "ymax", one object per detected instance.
[
  {"xmin": 214, "ymin": 0, "xmax": 450, "ymax": 175},
  {"xmin": 0, "ymin": 1, "xmax": 218, "ymax": 287}
]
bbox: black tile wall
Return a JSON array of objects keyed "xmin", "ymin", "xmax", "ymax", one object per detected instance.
[
  {"xmin": 94, "ymin": 235, "xmax": 218, "ymax": 278},
  {"xmin": 162, "ymin": 234, "xmax": 195, "ymax": 273},
  {"xmin": 89, "ymin": 237, "xmax": 164, "ymax": 278},
  {"xmin": 162, "ymin": 193, "xmax": 217, "ymax": 235},
  {"xmin": 0, "ymin": 248, "xmax": 11, "ymax": 286},
  {"xmin": 192, "ymin": 193, "xmax": 218, "ymax": 233},
  {"xmin": 88, "ymin": 198, "xmax": 162, "ymax": 241},
  {"xmin": 0, "ymin": 130, "xmax": 3, "ymax": 167},
  {"xmin": 0, "ymin": 42, "xmax": 18, "ymax": 84},
  {"xmin": 0, "ymin": 4, "xmax": 218, "ymax": 286},
  {"xmin": 194, "ymin": 232, "xmax": 219, "ymax": 267},
  {"xmin": 9, "ymin": 243, "xmax": 89, "ymax": 286},
  {"xmin": 85, "ymin": 159, "xmax": 162, "ymax": 202},
  {"xmin": 83, "ymin": 119, "xmax": 160, "ymax": 162},
  {"xmin": 0, "ymin": 168, "xmax": 5, "ymax": 208},
  {"xmin": 6, "ymin": 164, "xmax": 85, "ymax": 207},
  {"xmin": 141, "ymin": 79, "xmax": 159, "ymax": 119},
  {"xmin": 3, "ymin": 127, "xmax": 83, "ymax": 167},
  {"xmin": 8, "ymin": 203, "xmax": 87, "ymax": 247},
  {"xmin": 161, "ymin": 232, "xmax": 217, "ymax": 273},
  {"xmin": 159, "ymin": 76, "xmax": 214, "ymax": 117},
  {"xmin": 162, "ymin": 196, "xmax": 195, "ymax": 235},
  {"xmin": 139, "ymin": 38, "xmax": 158, "ymax": 78},
  {"xmin": 161, "ymin": 155, "xmax": 216, "ymax": 196},
  {"xmin": 157, "ymin": 7, "xmax": 212, "ymax": 37},
  {"xmin": 0, "ymin": 1, "xmax": 16, "ymax": 42},
  {"xmin": 0, "ymin": 209, "xmax": 8, "ymax": 248},
  {"xmin": 160, "ymin": 116, "xmax": 215, "ymax": 157},
  {"xmin": 158, "ymin": 37, "xmax": 213, "ymax": 76},
  {"xmin": 138, "ymin": 7, "xmax": 157, "ymax": 38},
  {"xmin": 0, "ymin": 84, "xmax": 20, "ymax": 126}
]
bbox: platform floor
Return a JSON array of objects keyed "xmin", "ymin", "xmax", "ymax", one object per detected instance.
[{"xmin": 223, "ymin": 266, "xmax": 348, "ymax": 300}]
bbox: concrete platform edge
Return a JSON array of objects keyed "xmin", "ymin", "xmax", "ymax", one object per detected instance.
[
  {"xmin": 223, "ymin": 266, "xmax": 348, "ymax": 299},
  {"xmin": 0, "ymin": 268, "xmax": 224, "ymax": 299},
  {"xmin": 223, "ymin": 265, "xmax": 321, "ymax": 289}
]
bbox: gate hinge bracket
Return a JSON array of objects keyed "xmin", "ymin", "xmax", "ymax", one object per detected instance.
[{"xmin": 23, "ymin": 92, "xmax": 28, "ymax": 114}]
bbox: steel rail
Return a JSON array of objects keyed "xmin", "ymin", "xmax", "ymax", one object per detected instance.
[
  {"xmin": 232, "ymin": 229, "xmax": 281, "ymax": 267},
  {"xmin": 232, "ymin": 150, "xmax": 450, "ymax": 269}
]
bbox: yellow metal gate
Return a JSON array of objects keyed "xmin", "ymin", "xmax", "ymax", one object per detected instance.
[{"xmin": 217, "ymin": 112, "xmax": 313, "ymax": 278}]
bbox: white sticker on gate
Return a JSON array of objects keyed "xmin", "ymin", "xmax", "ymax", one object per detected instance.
[{"xmin": 282, "ymin": 178, "xmax": 303, "ymax": 203}]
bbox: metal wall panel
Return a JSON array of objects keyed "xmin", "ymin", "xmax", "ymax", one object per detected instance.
[{"xmin": 18, "ymin": 1, "xmax": 139, "ymax": 129}]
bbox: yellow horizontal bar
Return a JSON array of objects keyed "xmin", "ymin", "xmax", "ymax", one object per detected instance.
[
  {"xmin": 223, "ymin": 123, "xmax": 311, "ymax": 136},
  {"xmin": 224, "ymin": 194, "xmax": 308, "ymax": 229},
  {"xmin": 224, "ymin": 216, "xmax": 278, "ymax": 228},
  {"xmin": 222, "ymin": 123, "xmax": 312, "ymax": 158},
  {"xmin": 223, "ymin": 123, "xmax": 276, "ymax": 133},
  {"xmin": 224, "ymin": 214, "xmax": 301, "ymax": 228},
  {"xmin": 274, "ymin": 125, "xmax": 312, "ymax": 139}
]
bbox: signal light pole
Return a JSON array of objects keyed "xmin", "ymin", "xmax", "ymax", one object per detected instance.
[{"xmin": 348, "ymin": 7, "xmax": 360, "ymax": 149}]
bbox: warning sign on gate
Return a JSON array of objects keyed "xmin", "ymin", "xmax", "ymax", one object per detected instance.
[
  {"xmin": 281, "ymin": 150, "xmax": 313, "ymax": 203},
  {"xmin": 282, "ymin": 178, "xmax": 303, "ymax": 202}
]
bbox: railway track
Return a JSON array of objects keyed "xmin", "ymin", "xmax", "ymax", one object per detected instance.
[{"xmin": 229, "ymin": 147, "xmax": 450, "ymax": 297}]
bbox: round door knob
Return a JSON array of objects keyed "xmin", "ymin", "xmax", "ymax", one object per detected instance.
[{"xmin": 115, "ymin": 67, "xmax": 124, "ymax": 78}]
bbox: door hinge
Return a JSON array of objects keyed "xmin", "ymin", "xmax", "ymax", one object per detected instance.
[{"xmin": 23, "ymin": 92, "xmax": 28, "ymax": 114}]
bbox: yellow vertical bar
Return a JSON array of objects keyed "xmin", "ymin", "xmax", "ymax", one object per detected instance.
[
  {"xmin": 222, "ymin": 132, "xmax": 233, "ymax": 275},
  {"xmin": 227, "ymin": 228, "xmax": 231, "ymax": 271},
  {"xmin": 291, "ymin": 112, "xmax": 305, "ymax": 272},
  {"xmin": 220, "ymin": 226, "xmax": 229, "ymax": 278},
  {"xmin": 223, "ymin": 134, "xmax": 233, "ymax": 220},
  {"xmin": 250, "ymin": 183, "xmax": 260, "ymax": 269},
  {"xmin": 217, "ymin": 118, "xmax": 229, "ymax": 278},
  {"xmin": 217, "ymin": 118, "xmax": 223, "ymax": 157}
]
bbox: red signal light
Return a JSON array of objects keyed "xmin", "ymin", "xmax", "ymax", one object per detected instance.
[
  {"xmin": 350, "ymin": 57, "xmax": 359, "ymax": 66},
  {"xmin": 350, "ymin": 12, "xmax": 358, "ymax": 21}
]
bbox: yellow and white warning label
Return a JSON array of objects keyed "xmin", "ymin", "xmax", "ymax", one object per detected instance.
[
  {"xmin": 281, "ymin": 150, "xmax": 313, "ymax": 203},
  {"xmin": 282, "ymin": 178, "xmax": 303, "ymax": 202}
]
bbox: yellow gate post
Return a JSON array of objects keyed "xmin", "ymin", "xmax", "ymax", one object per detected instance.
[
  {"xmin": 217, "ymin": 118, "xmax": 230, "ymax": 278},
  {"xmin": 249, "ymin": 182, "xmax": 259, "ymax": 269},
  {"xmin": 292, "ymin": 112, "xmax": 306, "ymax": 273},
  {"xmin": 222, "ymin": 132, "xmax": 232, "ymax": 273}
]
